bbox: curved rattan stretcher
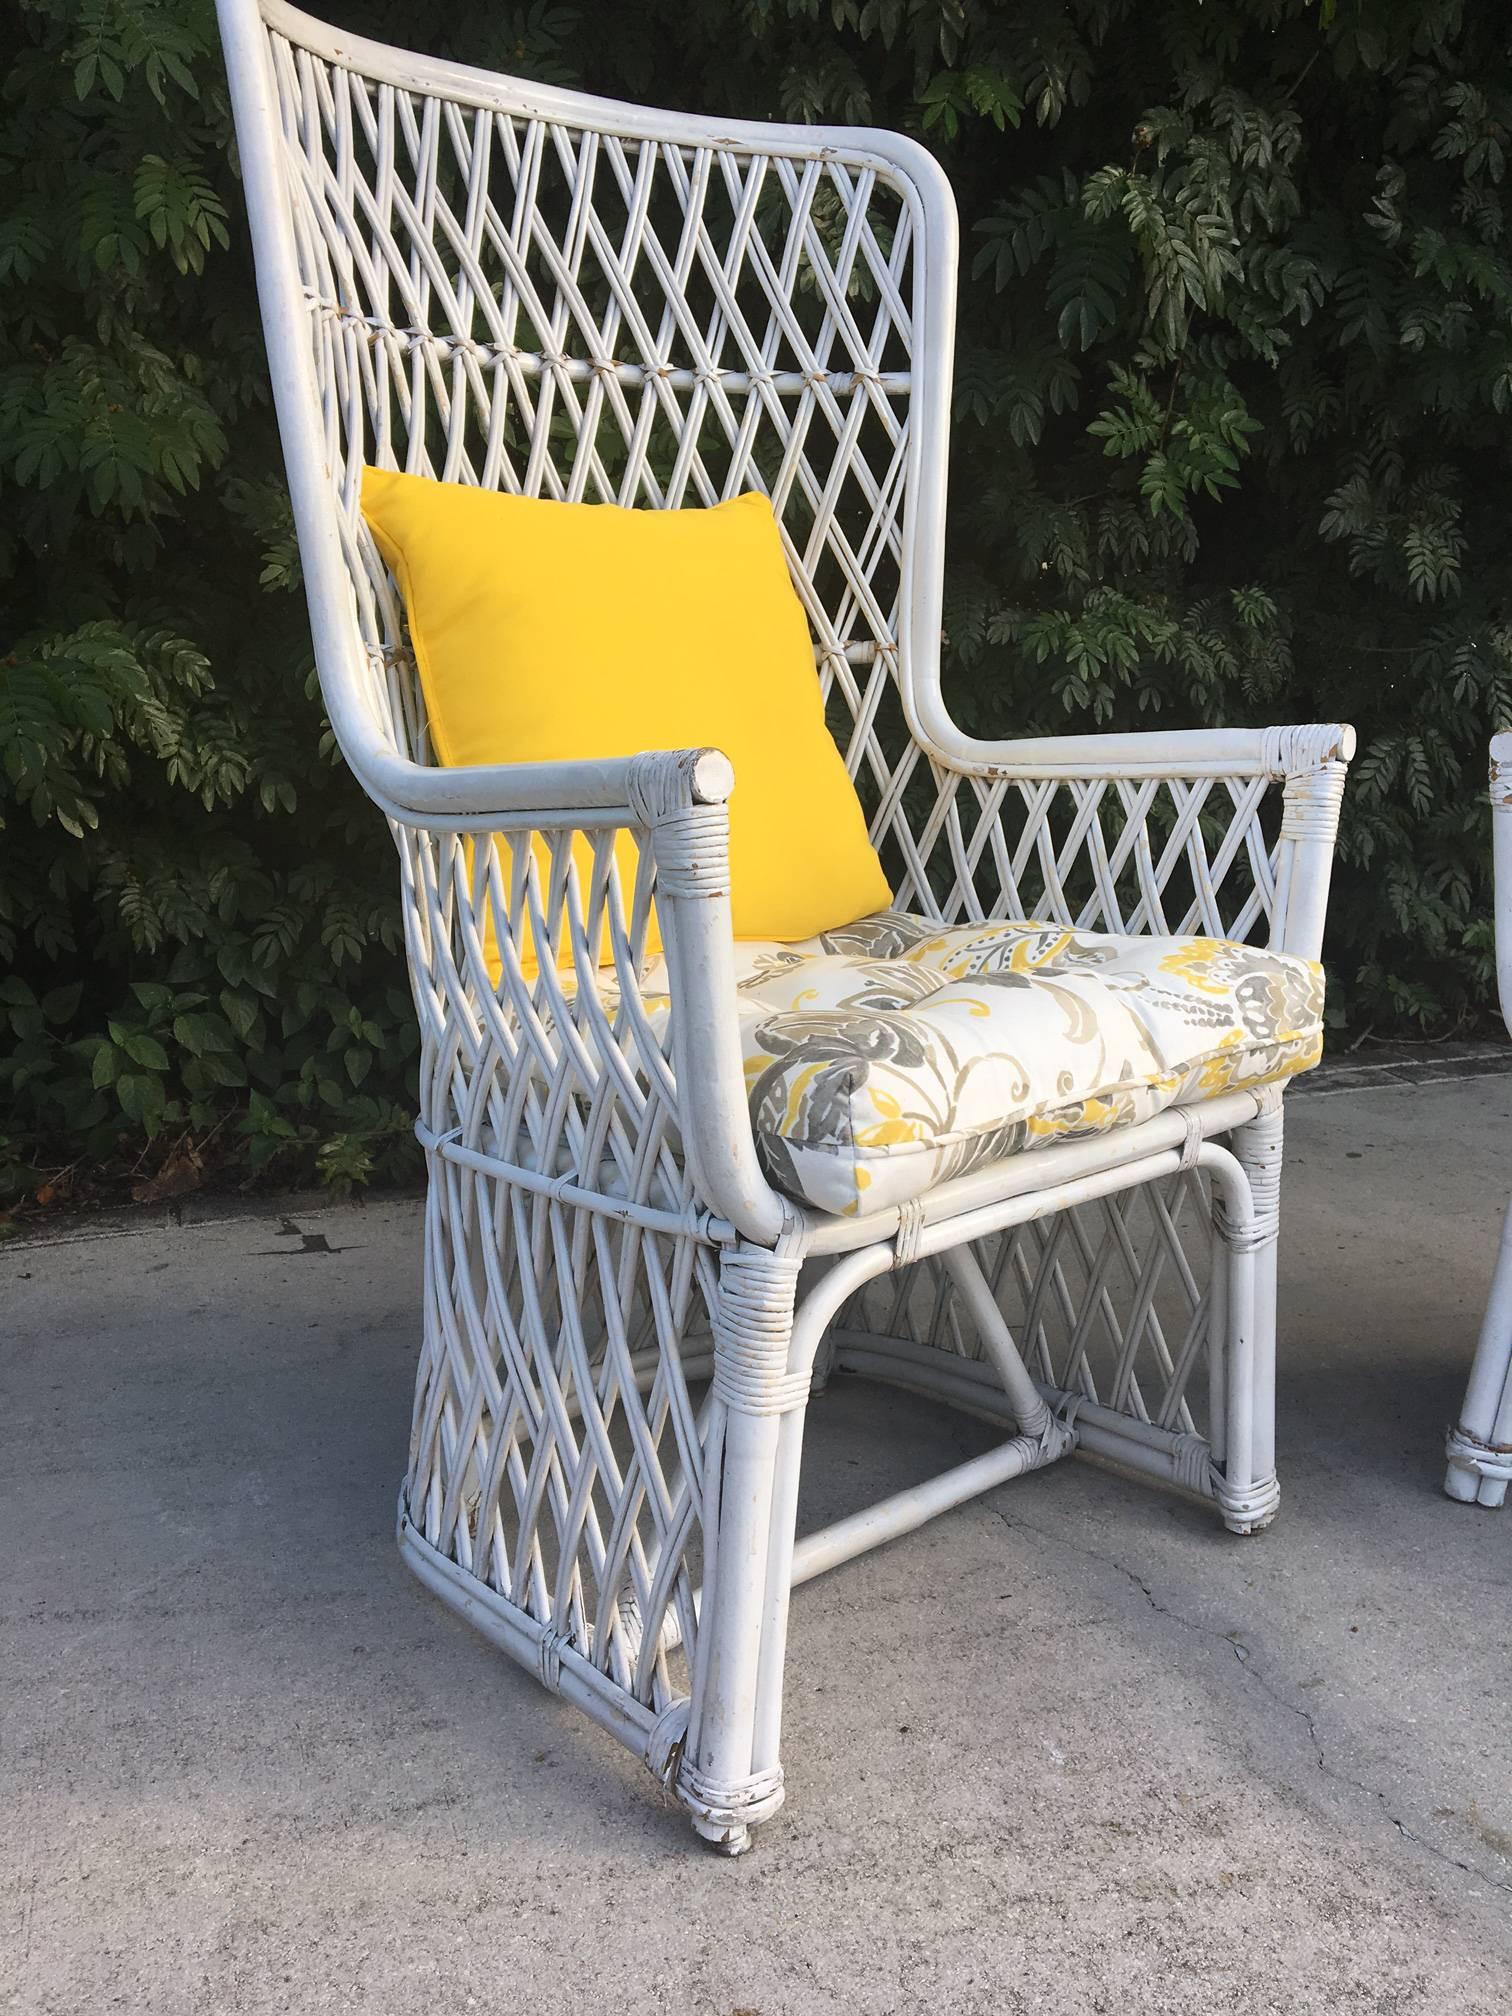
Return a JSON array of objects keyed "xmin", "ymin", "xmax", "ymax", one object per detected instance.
[{"xmin": 218, "ymin": 0, "xmax": 1355, "ymax": 1851}]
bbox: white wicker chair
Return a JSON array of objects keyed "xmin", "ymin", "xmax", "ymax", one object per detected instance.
[
  {"xmin": 1444, "ymin": 733, "xmax": 1512, "ymax": 1508},
  {"xmin": 219, "ymin": 0, "xmax": 1355, "ymax": 1851}
]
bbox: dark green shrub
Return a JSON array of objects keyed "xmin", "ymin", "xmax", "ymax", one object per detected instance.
[{"xmin": 3, "ymin": 0, "xmax": 1508, "ymax": 1204}]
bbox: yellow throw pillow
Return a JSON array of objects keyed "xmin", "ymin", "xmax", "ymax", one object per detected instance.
[{"xmin": 360, "ymin": 471, "xmax": 891, "ymax": 969}]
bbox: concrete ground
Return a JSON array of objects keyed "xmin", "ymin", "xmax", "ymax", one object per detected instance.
[{"xmin": 4, "ymin": 1068, "xmax": 1511, "ymax": 2015}]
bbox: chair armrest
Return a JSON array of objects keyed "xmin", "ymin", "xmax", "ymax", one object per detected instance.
[
  {"xmin": 377, "ymin": 740, "xmax": 792, "ymax": 1248},
  {"xmin": 356, "ymin": 741, "xmax": 736, "ymax": 829},
  {"xmin": 895, "ymin": 715, "xmax": 1353, "ymax": 964},
  {"xmin": 917, "ymin": 718, "xmax": 1356, "ymax": 783}
]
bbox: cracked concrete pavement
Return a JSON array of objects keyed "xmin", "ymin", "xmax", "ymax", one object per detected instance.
[{"xmin": 3, "ymin": 1068, "xmax": 1511, "ymax": 2014}]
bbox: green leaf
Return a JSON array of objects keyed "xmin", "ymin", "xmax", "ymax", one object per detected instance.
[
  {"xmin": 130, "ymin": 982, "xmax": 175, "ymax": 1018},
  {"xmin": 41, "ymin": 983, "xmax": 84, "ymax": 1025},
  {"xmin": 172, "ymin": 1010, "xmax": 233, "ymax": 1056},
  {"xmin": 116, "ymin": 1072, "xmax": 166, "ymax": 1134},
  {"xmin": 121, "ymin": 1032, "xmax": 171, "ymax": 1071}
]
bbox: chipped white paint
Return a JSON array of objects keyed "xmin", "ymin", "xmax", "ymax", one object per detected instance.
[{"xmin": 218, "ymin": 0, "xmax": 1354, "ymax": 1848}]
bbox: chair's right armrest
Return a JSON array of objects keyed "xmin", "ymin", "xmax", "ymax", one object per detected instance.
[{"xmin": 360, "ymin": 743, "xmax": 735, "ymax": 829}]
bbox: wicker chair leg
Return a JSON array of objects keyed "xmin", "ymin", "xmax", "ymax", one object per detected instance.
[
  {"xmin": 1213, "ymin": 1104, "xmax": 1284, "ymax": 1534},
  {"xmin": 1445, "ymin": 1193, "xmax": 1512, "ymax": 1507},
  {"xmin": 677, "ymin": 1245, "xmax": 803, "ymax": 1854}
]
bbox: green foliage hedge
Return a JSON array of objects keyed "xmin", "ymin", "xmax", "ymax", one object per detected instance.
[{"xmin": 3, "ymin": 0, "xmax": 1510, "ymax": 1203}]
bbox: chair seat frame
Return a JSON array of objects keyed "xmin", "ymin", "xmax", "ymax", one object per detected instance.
[{"xmin": 220, "ymin": 0, "xmax": 1354, "ymax": 1851}]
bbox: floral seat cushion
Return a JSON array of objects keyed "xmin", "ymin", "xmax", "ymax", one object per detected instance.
[{"xmin": 712, "ymin": 911, "xmax": 1323, "ymax": 1219}]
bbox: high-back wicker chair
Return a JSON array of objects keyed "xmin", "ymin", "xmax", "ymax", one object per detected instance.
[{"xmin": 219, "ymin": 0, "xmax": 1354, "ymax": 1851}]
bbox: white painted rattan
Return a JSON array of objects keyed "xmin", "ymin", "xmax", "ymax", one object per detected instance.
[
  {"xmin": 218, "ymin": 0, "xmax": 1355, "ymax": 1850},
  {"xmin": 1444, "ymin": 733, "xmax": 1512, "ymax": 1508}
]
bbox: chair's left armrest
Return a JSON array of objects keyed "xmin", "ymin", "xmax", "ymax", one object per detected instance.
[
  {"xmin": 917, "ymin": 719, "xmax": 1355, "ymax": 785},
  {"xmin": 908, "ymin": 717, "xmax": 1354, "ymax": 964}
]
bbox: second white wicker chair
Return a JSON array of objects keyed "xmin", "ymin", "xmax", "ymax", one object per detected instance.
[
  {"xmin": 219, "ymin": 0, "xmax": 1355, "ymax": 1851},
  {"xmin": 1444, "ymin": 733, "xmax": 1512, "ymax": 1509}
]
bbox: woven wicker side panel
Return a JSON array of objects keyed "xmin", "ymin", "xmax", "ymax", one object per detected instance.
[
  {"xmin": 887, "ymin": 768, "xmax": 1283, "ymax": 945},
  {"xmin": 409, "ymin": 1165, "xmax": 713, "ymax": 1708},
  {"xmin": 398, "ymin": 816, "xmax": 715, "ymax": 1707},
  {"xmin": 843, "ymin": 1174, "xmax": 1217, "ymax": 1442}
]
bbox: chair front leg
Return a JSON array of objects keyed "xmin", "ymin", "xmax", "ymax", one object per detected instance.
[
  {"xmin": 678, "ymin": 1244, "xmax": 803, "ymax": 1854},
  {"xmin": 1213, "ymin": 1100, "xmax": 1284, "ymax": 1534},
  {"xmin": 1444, "ymin": 1195, "xmax": 1512, "ymax": 1508}
]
